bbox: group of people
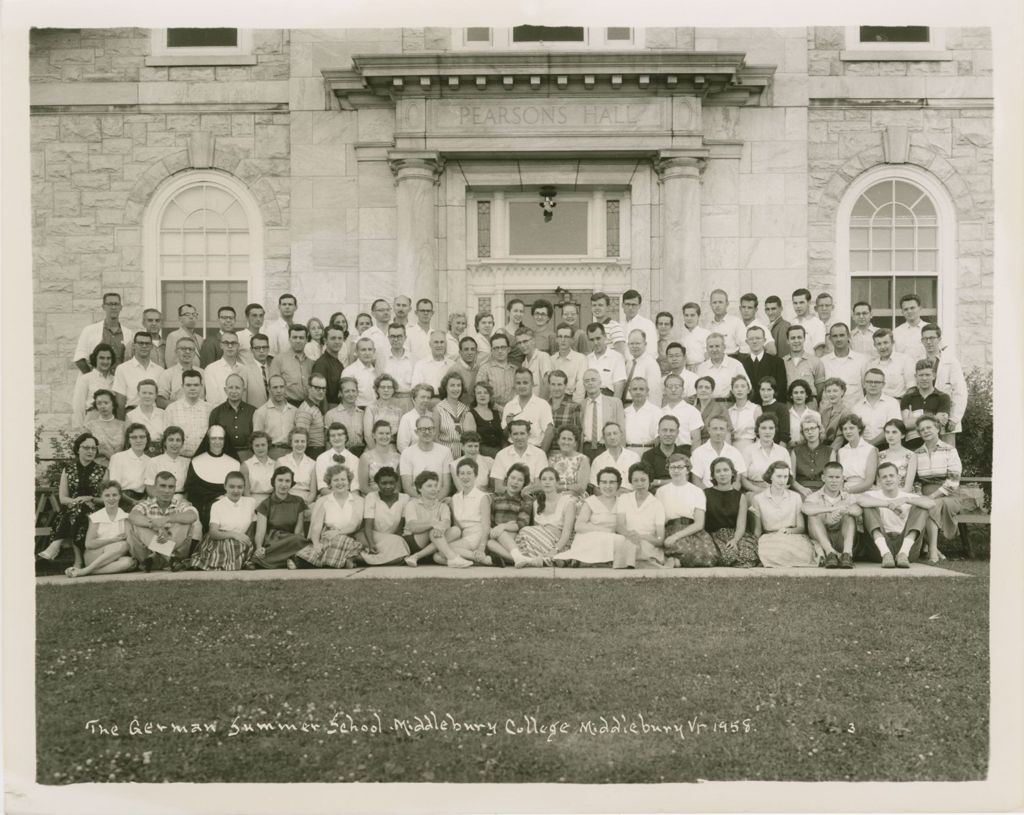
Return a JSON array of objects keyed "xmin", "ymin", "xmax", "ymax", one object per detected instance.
[{"xmin": 38, "ymin": 286, "xmax": 967, "ymax": 575}]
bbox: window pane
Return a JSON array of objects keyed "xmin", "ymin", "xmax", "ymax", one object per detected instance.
[
  {"xmin": 850, "ymin": 227, "xmax": 869, "ymax": 249},
  {"xmin": 207, "ymin": 232, "xmax": 229, "ymax": 255},
  {"xmin": 852, "ymin": 198, "xmax": 875, "ymax": 217},
  {"xmin": 917, "ymin": 227, "xmax": 937, "ymax": 249},
  {"xmin": 893, "ymin": 180, "xmax": 924, "ymax": 208},
  {"xmin": 606, "ymin": 27, "xmax": 632, "ymax": 41},
  {"xmin": 894, "ymin": 276, "xmax": 937, "ymax": 309},
  {"xmin": 162, "ymin": 282, "xmax": 205, "ymax": 336},
  {"xmin": 184, "ymin": 256, "xmax": 206, "ymax": 279},
  {"xmin": 606, "ymin": 199, "xmax": 620, "ymax": 258},
  {"xmin": 859, "ymin": 26, "xmax": 930, "ymax": 43},
  {"xmin": 466, "ymin": 27, "xmax": 491, "ymax": 42},
  {"xmin": 894, "ymin": 250, "xmax": 915, "ymax": 271},
  {"xmin": 166, "ymin": 28, "xmax": 238, "ymax": 48},
  {"xmin": 894, "ymin": 227, "xmax": 914, "ymax": 249},
  {"xmin": 865, "ymin": 182, "xmax": 893, "ymax": 210},
  {"xmin": 871, "ymin": 250, "xmax": 892, "ymax": 272},
  {"xmin": 508, "ymin": 200, "xmax": 588, "ymax": 255},
  {"xmin": 183, "ymin": 231, "xmax": 205, "ymax": 255},
  {"xmin": 850, "ymin": 251, "xmax": 869, "ymax": 272},
  {"xmin": 477, "ymin": 200, "xmax": 491, "ymax": 258},
  {"xmin": 161, "ymin": 232, "xmax": 182, "ymax": 254},
  {"xmin": 871, "ymin": 226, "xmax": 891, "ymax": 249},
  {"xmin": 512, "ymin": 26, "xmax": 585, "ymax": 43},
  {"xmin": 917, "ymin": 250, "xmax": 937, "ymax": 272}
]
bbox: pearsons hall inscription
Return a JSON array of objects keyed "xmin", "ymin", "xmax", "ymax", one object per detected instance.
[{"xmin": 426, "ymin": 99, "xmax": 670, "ymax": 134}]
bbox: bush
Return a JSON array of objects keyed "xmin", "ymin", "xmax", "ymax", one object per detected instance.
[
  {"xmin": 35, "ymin": 419, "xmax": 75, "ymax": 488},
  {"xmin": 958, "ymin": 367, "xmax": 993, "ymax": 478}
]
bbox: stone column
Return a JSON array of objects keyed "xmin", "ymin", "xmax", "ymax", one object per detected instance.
[
  {"xmin": 655, "ymin": 151, "xmax": 707, "ymax": 303},
  {"xmin": 388, "ymin": 150, "xmax": 444, "ymax": 304}
]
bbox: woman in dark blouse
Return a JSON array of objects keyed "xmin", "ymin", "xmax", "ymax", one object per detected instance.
[
  {"xmin": 702, "ymin": 456, "xmax": 758, "ymax": 567},
  {"xmin": 253, "ymin": 466, "xmax": 309, "ymax": 569},
  {"xmin": 689, "ymin": 376, "xmax": 732, "ymax": 443},
  {"xmin": 470, "ymin": 381, "xmax": 505, "ymax": 458},
  {"xmin": 756, "ymin": 376, "xmax": 790, "ymax": 446},
  {"xmin": 789, "ymin": 415, "xmax": 831, "ymax": 498}
]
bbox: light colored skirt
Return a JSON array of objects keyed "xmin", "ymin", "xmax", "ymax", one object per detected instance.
[
  {"xmin": 295, "ymin": 527, "xmax": 364, "ymax": 568},
  {"xmin": 354, "ymin": 530, "xmax": 410, "ymax": 565},
  {"xmin": 757, "ymin": 530, "xmax": 817, "ymax": 568},
  {"xmin": 920, "ymin": 483, "xmax": 963, "ymax": 539},
  {"xmin": 555, "ymin": 531, "xmax": 637, "ymax": 569},
  {"xmin": 190, "ymin": 534, "xmax": 256, "ymax": 571},
  {"xmin": 513, "ymin": 525, "xmax": 562, "ymax": 562}
]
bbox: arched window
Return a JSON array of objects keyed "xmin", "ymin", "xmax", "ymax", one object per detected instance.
[
  {"xmin": 836, "ymin": 166, "xmax": 956, "ymax": 342},
  {"xmin": 144, "ymin": 171, "xmax": 263, "ymax": 337}
]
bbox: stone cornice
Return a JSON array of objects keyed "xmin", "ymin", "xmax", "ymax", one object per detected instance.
[{"xmin": 325, "ymin": 51, "xmax": 774, "ymax": 110}]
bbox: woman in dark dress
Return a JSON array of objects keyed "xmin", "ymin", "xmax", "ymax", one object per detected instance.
[
  {"xmin": 702, "ymin": 456, "xmax": 759, "ymax": 567},
  {"xmin": 789, "ymin": 415, "xmax": 832, "ymax": 499},
  {"xmin": 756, "ymin": 376, "xmax": 790, "ymax": 446},
  {"xmin": 254, "ymin": 466, "xmax": 309, "ymax": 569},
  {"xmin": 37, "ymin": 432, "xmax": 107, "ymax": 567},
  {"xmin": 470, "ymin": 381, "xmax": 505, "ymax": 458},
  {"xmin": 689, "ymin": 376, "xmax": 732, "ymax": 443},
  {"xmin": 184, "ymin": 425, "xmax": 240, "ymax": 535}
]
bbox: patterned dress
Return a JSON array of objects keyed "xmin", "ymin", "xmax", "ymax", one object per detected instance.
[
  {"xmin": 548, "ymin": 451, "xmax": 587, "ymax": 501},
  {"xmin": 47, "ymin": 460, "xmax": 106, "ymax": 554},
  {"xmin": 914, "ymin": 441, "xmax": 963, "ymax": 538},
  {"xmin": 190, "ymin": 495, "xmax": 258, "ymax": 570},
  {"xmin": 657, "ymin": 482, "xmax": 721, "ymax": 567},
  {"xmin": 296, "ymin": 492, "xmax": 365, "ymax": 568},
  {"xmin": 514, "ymin": 493, "xmax": 573, "ymax": 562},
  {"xmin": 434, "ymin": 399, "xmax": 468, "ymax": 459},
  {"xmin": 877, "ymin": 447, "xmax": 914, "ymax": 489},
  {"xmin": 703, "ymin": 487, "xmax": 758, "ymax": 567}
]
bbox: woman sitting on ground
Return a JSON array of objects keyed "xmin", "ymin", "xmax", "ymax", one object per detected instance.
[
  {"xmin": 359, "ymin": 420, "xmax": 401, "ymax": 493},
  {"xmin": 554, "ymin": 467, "xmax": 632, "ymax": 568},
  {"xmin": 108, "ymin": 423, "xmax": 152, "ymax": 505},
  {"xmin": 241, "ymin": 431, "xmax": 276, "ymax": 504},
  {"xmin": 511, "ymin": 467, "xmax": 576, "ymax": 568},
  {"xmin": 447, "ymin": 431, "xmax": 493, "ymax": 494},
  {"xmin": 703, "ymin": 457, "xmax": 759, "ymax": 568},
  {"xmin": 741, "ymin": 414, "xmax": 790, "ymax": 494},
  {"xmin": 658, "ymin": 454, "xmax": 725, "ymax": 567},
  {"xmin": 447, "ymin": 458, "xmax": 493, "ymax": 565},
  {"xmin": 253, "ymin": 466, "xmax": 308, "ymax": 570},
  {"xmin": 144, "ymin": 425, "xmax": 189, "ymax": 498},
  {"xmin": 547, "ymin": 426, "xmax": 590, "ymax": 502},
  {"xmin": 64, "ymin": 480, "xmax": 135, "ymax": 577},
  {"xmin": 831, "ymin": 413, "xmax": 878, "ymax": 494},
  {"xmin": 295, "ymin": 464, "xmax": 366, "ymax": 569},
  {"xmin": 402, "ymin": 470, "xmax": 476, "ymax": 568},
  {"xmin": 749, "ymin": 461, "xmax": 817, "ymax": 568},
  {"xmin": 485, "ymin": 463, "xmax": 534, "ymax": 566},
  {"xmin": 190, "ymin": 471, "xmax": 258, "ymax": 571},
  {"xmin": 790, "ymin": 416, "xmax": 831, "ymax": 499},
  {"xmin": 184, "ymin": 425, "xmax": 240, "ymax": 534},
  {"xmin": 356, "ymin": 466, "xmax": 412, "ymax": 565},
  {"xmin": 877, "ymin": 418, "xmax": 916, "ymax": 493},
  {"xmin": 37, "ymin": 432, "xmax": 106, "ymax": 567},
  {"xmin": 615, "ymin": 463, "xmax": 668, "ymax": 569}
]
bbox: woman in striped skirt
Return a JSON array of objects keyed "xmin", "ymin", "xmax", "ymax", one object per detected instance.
[{"xmin": 190, "ymin": 471, "xmax": 259, "ymax": 570}]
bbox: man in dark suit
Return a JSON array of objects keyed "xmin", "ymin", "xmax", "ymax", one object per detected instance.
[
  {"xmin": 734, "ymin": 325, "xmax": 787, "ymax": 406},
  {"xmin": 764, "ymin": 295, "xmax": 791, "ymax": 360},
  {"xmin": 199, "ymin": 305, "xmax": 237, "ymax": 367},
  {"xmin": 580, "ymin": 368, "xmax": 625, "ymax": 461}
]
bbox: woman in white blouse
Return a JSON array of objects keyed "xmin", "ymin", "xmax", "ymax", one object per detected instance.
[
  {"xmin": 279, "ymin": 427, "xmax": 317, "ymax": 504},
  {"xmin": 831, "ymin": 414, "xmax": 878, "ymax": 494},
  {"xmin": 190, "ymin": 471, "xmax": 259, "ymax": 571},
  {"xmin": 727, "ymin": 375, "xmax": 761, "ymax": 453},
  {"xmin": 107, "ymin": 423, "xmax": 151, "ymax": 503},
  {"xmin": 741, "ymin": 415, "xmax": 791, "ymax": 494},
  {"xmin": 616, "ymin": 463, "xmax": 667, "ymax": 568},
  {"xmin": 296, "ymin": 465, "xmax": 366, "ymax": 569},
  {"xmin": 356, "ymin": 466, "xmax": 411, "ymax": 565},
  {"xmin": 448, "ymin": 458, "xmax": 493, "ymax": 564},
  {"xmin": 71, "ymin": 343, "xmax": 116, "ymax": 428},
  {"xmin": 144, "ymin": 425, "xmax": 190, "ymax": 497},
  {"xmin": 241, "ymin": 431, "xmax": 276, "ymax": 503},
  {"xmin": 65, "ymin": 480, "xmax": 135, "ymax": 578},
  {"xmin": 658, "ymin": 454, "xmax": 722, "ymax": 567},
  {"xmin": 125, "ymin": 379, "xmax": 166, "ymax": 453}
]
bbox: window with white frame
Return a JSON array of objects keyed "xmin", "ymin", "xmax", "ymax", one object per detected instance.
[
  {"xmin": 150, "ymin": 28, "xmax": 253, "ymax": 57},
  {"xmin": 455, "ymin": 27, "xmax": 641, "ymax": 50},
  {"xmin": 145, "ymin": 173, "xmax": 263, "ymax": 338},
  {"xmin": 849, "ymin": 179, "xmax": 941, "ymax": 330},
  {"xmin": 844, "ymin": 25, "xmax": 945, "ymax": 51},
  {"xmin": 469, "ymin": 190, "xmax": 629, "ymax": 260}
]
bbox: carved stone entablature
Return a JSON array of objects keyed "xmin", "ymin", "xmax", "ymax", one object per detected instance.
[
  {"xmin": 325, "ymin": 52, "xmax": 774, "ymax": 110},
  {"xmin": 466, "ymin": 260, "xmax": 632, "ymax": 297}
]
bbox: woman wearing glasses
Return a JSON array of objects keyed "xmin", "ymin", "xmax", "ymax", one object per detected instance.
[{"xmin": 36, "ymin": 432, "xmax": 107, "ymax": 568}]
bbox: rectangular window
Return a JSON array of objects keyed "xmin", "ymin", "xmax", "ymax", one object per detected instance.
[
  {"xmin": 508, "ymin": 200, "xmax": 588, "ymax": 255},
  {"xmin": 851, "ymin": 276, "xmax": 937, "ymax": 330},
  {"xmin": 453, "ymin": 27, "xmax": 640, "ymax": 50},
  {"xmin": 606, "ymin": 27, "xmax": 632, "ymax": 42},
  {"xmin": 465, "ymin": 27, "xmax": 492, "ymax": 44},
  {"xmin": 842, "ymin": 25, "xmax": 945, "ymax": 54},
  {"xmin": 166, "ymin": 28, "xmax": 239, "ymax": 48},
  {"xmin": 606, "ymin": 200, "xmax": 620, "ymax": 258},
  {"xmin": 512, "ymin": 26, "xmax": 585, "ymax": 43},
  {"xmin": 859, "ymin": 26, "xmax": 930, "ymax": 43},
  {"xmin": 161, "ymin": 281, "xmax": 248, "ymax": 339},
  {"xmin": 477, "ymin": 201, "xmax": 491, "ymax": 258}
]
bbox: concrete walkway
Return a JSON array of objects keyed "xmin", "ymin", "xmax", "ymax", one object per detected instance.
[{"xmin": 36, "ymin": 561, "xmax": 968, "ymax": 586}]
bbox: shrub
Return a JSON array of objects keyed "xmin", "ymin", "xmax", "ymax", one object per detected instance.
[
  {"xmin": 35, "ymin": 419, "xmax": 75, "ymax": 488},
  {"xmin": 958, "ymin": 368, "xmax": 993, "ymax": 478}
]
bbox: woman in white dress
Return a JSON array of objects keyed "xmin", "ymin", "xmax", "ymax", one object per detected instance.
[
  {"xmin": 355, "ymin": 466, "xmax": 410, "ymax": 565},
  {"xmin": 831, "ymin": 413, "xmax": 878, "ymax": 494},
  {"xmin": 726, "ymin": 375, "xmax": 761, "ymax": 453},
  {"xmin": 448, "ymin": 458, "xmax": 493, "ymax": 564},
  {"xmin": 296, "ymin": 464, "xmax": 366, "ymax": 569},
  {"xmin": 241, "ymin": 431, "xmax": 276, "ymax": 504},
  {"xmin": 108, "ymin": 423, "xmax": 152, "ymax": 504},
  {"xmin": 741, "ymin": 414, "xmax": 791, "ymax": 494},
  {"xmin": 64, "ymin": 480, "xmax": 135, "ymax": 577},
  {"xmin": 616, "ymin": 463, "xmax": 668, "ymax": 568},
  {"xmin": 190, "ymin": 471, "xmax": 259, "ymax": 571},
  {"xmin": 144, "ymin": 425, "xmax": 190, "ymax": 497},
  {"xmin": 279, "ymin": 427, "xmax": 317, "ymax": 504},
  {"xmin": 512, "ymin": 467, "xmax": 576, "ymax": 568},
  {"xmin": 750, "ymin": 461, "xmax": 817, "ymax": 568},
  {"xmin": 555, "ymin": 467, "xmax": 635, "ymax": 568}
]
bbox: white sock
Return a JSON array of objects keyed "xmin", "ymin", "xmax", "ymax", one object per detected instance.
[
  {"xmin": 873, "ymin": 532, "xmax": 888, "ymax": 555},
  {"xmin": 899, "ymin": 534, "xmax": 916, "ymax": 556}
]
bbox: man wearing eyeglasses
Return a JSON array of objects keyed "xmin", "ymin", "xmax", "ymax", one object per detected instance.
[
  {"xmin": 165, "ymin": 303, "xmax": 202, "ymax": 369},
  {"xmin": 158, "ymin": 336, "xmax": 205, "ymax": 408},
  {"xmin": 203, "ymin": 330, "xmax": 250, "ymax": 407},
  {"xmin": 406, "ymin": 298, "xmax": 436, "ymax": 363},
  {"xmin": 362, "ymin": 299, "xmax": 394, "ymax": 362},
  {"xmin": 74, "ymin": 292, "xmax": 134, "ymax": 373},
  {"xmin": 198, "ymin": 306, "xmax": 238, "ymax": 367},
  {"xmin": 294, "ymin": 373, "xmax": 328, "ymax": 460},
  {"xmin": 236, "ymin": 303, "xmax": 266, "ymax": 365},
  {"xmin": 243, "ymin": 334, "xmax": 273, "ymax": 407},
  {"xmin": 850, "ymin": 368, "xmax": 901, "ymax": 447},
  {"xmin": 113, "ymin": 331, "xmax": 165, "ymax": 419},
  {"xmin": 398, "ymin": 416, "xmax": 453, "ymax": 497},
  {"xmin": 476, "ymin": 332, "xmax": 517, "ymax": 410}
]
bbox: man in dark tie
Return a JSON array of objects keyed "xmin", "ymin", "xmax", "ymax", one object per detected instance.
[
  {"xmin": 734, "ymin": 325, "xmax": 787, "ymax": 407},
  {"xmin": 244, "ymin": 332, "xmax": 273, "ymax": 407}
]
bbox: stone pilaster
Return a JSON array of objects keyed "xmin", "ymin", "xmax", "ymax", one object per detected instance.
[
  {"xmin": 388, "ymin": 150, "xmax": 444, "ymax": 304},
  {"xmin": 655, "ymin": 150, "xmax": 707, "ymax": 303}
]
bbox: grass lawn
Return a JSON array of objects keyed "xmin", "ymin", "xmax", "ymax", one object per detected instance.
[{"xmin": 36, "ymin": 566, "xmax": 988, "ymax": 784}]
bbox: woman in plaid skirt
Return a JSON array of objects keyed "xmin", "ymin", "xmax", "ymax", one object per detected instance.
[{"xmin": 295, "ymin": 464, "xmax": 365, "ymax": 569}]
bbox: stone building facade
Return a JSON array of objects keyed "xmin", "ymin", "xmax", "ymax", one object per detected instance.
[{"xmin": 30, "ymin": 26, "xmax": 993, "ymax": 428}]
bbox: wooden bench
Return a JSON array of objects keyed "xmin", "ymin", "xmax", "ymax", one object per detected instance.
[{"xmin": 955, "ymin": 476, "xmax": 991, "ymax": 558}]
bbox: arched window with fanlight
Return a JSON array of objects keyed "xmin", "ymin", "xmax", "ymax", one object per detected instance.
[
  {"xmin": 836, "ymin": 166, "xmax": 956, "ymax": 343},
  {"xmin": 143, "ymin": 171, "xmax": 264, "ymax": 339}
]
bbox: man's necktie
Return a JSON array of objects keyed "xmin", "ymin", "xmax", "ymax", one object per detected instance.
[{"xmin": 622, "ymin": 358, "xmax": 638, "ymax": 405}]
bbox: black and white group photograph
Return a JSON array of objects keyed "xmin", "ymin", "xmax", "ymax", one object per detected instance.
[{"xmin": 3, "ymin": 0, "xmax": 1022, "ymax": 812}]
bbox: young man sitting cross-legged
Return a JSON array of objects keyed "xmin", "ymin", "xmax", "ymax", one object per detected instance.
[
  {"xmin": 802, "ymin": 460, "xmax": 862, "ymax": 569},
  {"xmin": 855, "ymin": 461, "xmax": 935, "ymax": 569}
]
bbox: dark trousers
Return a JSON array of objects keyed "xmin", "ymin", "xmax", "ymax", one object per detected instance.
[{"xmin": 856, "ymin": 505, "xmax": 929, "ymax": 561}]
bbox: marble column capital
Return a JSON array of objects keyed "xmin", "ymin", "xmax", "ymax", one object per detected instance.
[
  {"xmin": 654, "ymin": 150, "xmax": 708, "ymax": 181},
  {"xmin": 388, "ymin": 150, "xmax": 445, "ymax": 183}
]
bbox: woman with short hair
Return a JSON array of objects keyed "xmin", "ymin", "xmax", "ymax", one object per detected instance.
[
  {"xmin": 817, "ymin": 378, "xmax": 848, "ymax": 447},
  {"xmin": 108, "ymin": 423, "xmax": 152, "ymax": 504},
  {"xmin": 64, "ymin": 479, "xmax": 135, "ymax": 577},
  {"xmin": 240, "ymin": 430, "xmax": 275, "ymax": 503},
  {"xmin": 703, "ymin": 457, "xmax": 758, "ymax": 568},
  {"xmin": 448, "ymin": 458, "xmax": 493, "ymax": 565},
  {"xmin": 727, "ymin": 376, "xmax": 761, "ymax": 453},
  {"xmin": 790, "ymin": 416, "xmax": 831, "ymax": 499},
  {"xmin": 615, "ymin": 463, "xmax": 667, "ymax": 568},
  {"xmin": 659, "ymin": 454, "xmax": 726, "ymax": 567},
  {"xmin": 402, "ymin": 470, "xmax": 475, "ymax": 568},
  {"xmin": 295, "ymin": 464, "xmax": 366, "ymax": 569},
  {"xmin": 786, "ymin": 379, "xmax": 820, "ymax": 448},
  {"xmin": 279, "ymin": 427, "xmax": 317, "ymax": 503},
  {"xmin": 689, "ymin": 376, "xmax": 731, "ymax": 443},
  {"xmin": 741, "ymin": 414, "xmax": 790, "ymax": 494},
  {"xmin": 435, "ymin": 370, "xmax": 469, "ymax": 459},
  {"xmin": 486, "ymin": 463, "xmax": 533, "ymax": 566},
  {"xmin": 877, "ymin": 418, "xmax": 916, "ymax": 493},
  {"xmin": 144, "ymin": 425, "xmax": 190, "ymax": 497},
  {"xmin": 547, "ymin": 425, "xmax": 590, "ymax": 501},
  {"xmin": 356, "ymin": 466, "xmax": 412, "ymax": 565},
  {"xmin": 358, "ymin": 420, "xmax": 401, "ymax": 493},
  {"xmin": 253, "ymin": 466, "xmax": 308, "ymax": 569},
  {"xmin": 914, "ymin": 413, "xmax": 964, "ymax": 564},
  {"xmin": 749, "ymin": 461, "xmax": 816, "ymax": 567},
  {"xmin": 512, "ymin": 467, "xmax": 576, "ymax": 568},
  {"xmin": 304, "ymin": 316, "xmax": 325, "ymax": 361},
  {"xmin": 469, "ymin": 381, "xmax": 504, "ymax": 458},
  {"xmin": 83, "ymin": 389, "xmax": 125, "ymax": 464},
  {"xmin": 831, "ymin": 413, "xmax": 878, "ymax": 494},
  {"xmin": 555, "ymin": 467, "xmax": 636, "ymax": 569},
  {"xmin": 71, "ymin": 343, "xmax": 116, "ymax": 428},
  {"xmin": 362, "ymin": 373, "xmax": 405, "ymax": 448},
  {"xmin": 190, "ymin": 471, "xmax": 259, "ymax": 571}
]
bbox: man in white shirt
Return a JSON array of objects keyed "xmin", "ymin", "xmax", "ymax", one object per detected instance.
[
  {"xmin": 660, "ymin": 343, "xmax": 697, "ymax": 399},
  {"xmin": 549, "ymin": 322, "xmax": 587, "ymax": 402},
  {"xmin": 867, "ymin": 328, "xmax": 915, "ymax": 399},
  {"xmin": 791, "ymin": 288, "xmax": 826, "ymax": 351},
  {"xmin": 500, "ymin": 369, "xmax": 554, "ymax": 449},
  {"xmin": 235, "ymin": 302, "xmax": 266, "ymax": 365},
  {"xmin": 679, "ymin": 302, "xmax": 710, "ymax": 369},
  {"xmin": 621, "ymin": 289, "xmax": 658, "ymax": 352},
  {"xmin": 113, "ymin": 331, "xmax": 165, "ymax": 417},
  {"xmin": 446, "ymin": 336, "xmax": 480, "ymax": 408},
  {"xmin": 411, "ymin": 330, "xmax": 452, "ymax": 392},
  {"xmin": 74, "ymin": 292, "xmax": 134, "ymax": 372},
  {"xmin": 689, "ymin": 415, "xmax": 747, "ymax": 488},
  {"xmin": 622, "ymin": 378, "xmax": 662, "ymax": 450},
  {"xmin": 393, "ymin": 295, "xmax": 412, "ymax": 330},
  {"xmin": 491, "ymin": 419, "xmax": 548, "ymax": 492},
  {"xmin": 265, "ymin": 293, "xmax": 297, "ymax": 358},
  {"xmin": 921, "ymin": 323, "xmax": 968, "ymax": 438},
  {"xmin": 252, "ymin": 375, "xmax": 297, "ymax": 458},
  {"xmin": 164, "ymin": 302, "xmax": 201, "ymax": 369},
  {"xmin": 342, "ymin": 337, "xmax": 380, "ymax": 408},
  {"xmin": 380, "ymin": 322, "xmax": 415, "ymax": 404},
  {"xmin": 857, "ymin": 461, "xmax": 935, "ymax": 568},
  {"xmin": 514, "ymin": 327, "xmax": 552, "ymax": 398},
  {"xmin": 589, "ymin": 422, "xmax": 640, "ymax": 492},
  {"xmin": 892, "ymin": 293, "xmax": 927, "ymax": 361},
  {"xmin": 622, "ymin": 329, "xmax": 664, "ymax": 408},
  {"xmin": 203, "ymin": 330, "xmax": 250, "ymax": 407},
  {"xmin": 361, "ymin": 299, "xmax": 393, "ymax": 361},
  {"xmin": 737, "ymin": 293, "xmax": 776, "ymax": 355},
  {"xmin": 398, "ymin": 414, "xmax": 453, "ymax": 497},
  {"xmin": 141, "ymin": 309, "xmax": 166, "ymax": 368},
  {"xmin": 164, "ymin": 370, "xmax": 212, "ymax": 457},
  {"xmin": 158, "ymin": 336, "xmax": 204, "ymax": 408},
  {"xmin": 590, "ymin": 292, "xmax": 626, "ymax": 356},
  {"xmin": 851, "ymin": 368, "xmax": 901, "ymax": 446},
  {"xmin": 695, "ymin": 334, "xmax": 749, "ymax": 399},
  {"xmin": 707, "ymin": 289, "xmax": 746, "ymax": 355},
  {"xmin": 849, "ymin": 301, "xmax": 877, "ymax": 356},
  {"xmin": 585, "ymin": 323, "xmax": 627, "ymax": 398},
  {"xmin": 815, "ymin": 292, "xmax": 838, "ymax": 353},
  {"xmin": 821, "ymin": 323, "xmax": 868, "ymax": 404},
  {"xmin": 661, "ymin": 373, "xmax": 704, "ymax": 449},
  {"xmin": 405, "ymin": 298, "xmax": 436, "ymax": 362}
]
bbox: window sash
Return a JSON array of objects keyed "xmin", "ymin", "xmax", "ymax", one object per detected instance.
[{"xmin": 455, "ymin": 27, "xmax": 640, "ymax": 50}]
